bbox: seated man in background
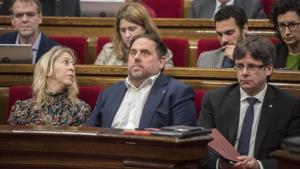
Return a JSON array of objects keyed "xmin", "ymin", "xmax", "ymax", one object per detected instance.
[
  {"xmin": 270, "ymin": 0, "xmax": 300, "ymax": 70},
  {"xmin": 0, "ymin": 0, "xmax": 58, "ymax": 63},
  {"xmin": 190, "ymin": 0, "xmax": 266, "ymax": 19},
  {"xmin": 89, "ymin": 34, "xmax": 196, "ymax": 129},
  {"xmin": 199, "ymin": 36, "xmax": 300, "ymax": 169},
  {"xmin": 197, "ymin": 5, "xmax": 248, "ymax": 68},
  {"xmin": 1, "ymin": 0, "xmax": 80, "ymax": 16}
]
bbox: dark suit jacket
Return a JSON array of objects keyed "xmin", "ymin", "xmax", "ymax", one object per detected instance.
[
  {"xmin": 0, "ymin": 32, "xmax": 58, "ymax": 63},
  {"xmin": 189, "ymin": 0, "xmax": 266, "ymax": 19},
  {"xmin": 88, "ymin": 73, "xmax": 196, "ymax": 128},
  {"xmin": 274, "ymin": 43, "xmax": 289, "ymax": 69},
  {"xmin": 199, "ymin": 83, "xmax": 300, "ymax": 169},
  {"xmin": 0, "ymin": 0, "xmax": 80, "ymax": 16}
]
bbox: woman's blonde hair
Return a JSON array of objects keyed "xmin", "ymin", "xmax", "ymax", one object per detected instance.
[
  {"xmin": 112, "ymin": 2, "xmax": 160, "ymax": 61},
  {"xmin": 32, "ymin": 46, "xmax": 79, "ymax": 108}
]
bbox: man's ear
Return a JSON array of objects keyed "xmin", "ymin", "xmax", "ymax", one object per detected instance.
[
  {"xmin": 159, "ymin": 57, "xmax": 166, "ymax": 70},
  {"xmin": 266, "ymin": 64, "xmax": 273, "ymax": 76},
  {"xmin": 10, "ymin": 15, "xmax": 15, "ymax": 26},
  {"xmin": 242, "ymin": 24, "xmax": 249, "ymax": 37}
]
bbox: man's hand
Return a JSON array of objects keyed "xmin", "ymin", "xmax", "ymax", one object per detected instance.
[
  {"xmin": 233, "ymin": 156, "xmax": 260, "ymax": 169},
  {"xmin": 223, "ymin": 44, "xmax": 236, "ymax": 60}
]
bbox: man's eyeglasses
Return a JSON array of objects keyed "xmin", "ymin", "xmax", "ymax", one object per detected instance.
[
  {"xmin": 235, "ymin": 64, "xmax": 266, "ymax": 71},
  {"xmin": 12, "ymin": 12, "xmax": 38, "ymax": 19},
  {"xmin": 277, "ymin": 22, "xmax": 300, "ymax": 32}
]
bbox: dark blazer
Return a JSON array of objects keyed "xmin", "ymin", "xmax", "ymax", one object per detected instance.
[
  {"xmin": 0, "ymin": 32, "xmax": 58, "ymax": 63},
  {"xmin": 199, "ymin": 83, "xmax": 300, "ymax": 169},
  {"xmin": 274, "ymin": 43, "xmax": 289, "ymax": 69},
  {"xmin": 189, "ymin": 0, "xmax": 266, "ymax": 19},
  {"xmin": 88, "ymin": 73, "xmax": 196, "ymax": 128},
  {"xmin": 0, "ymin": 0, "xmax": 80, "ymax": 16}
]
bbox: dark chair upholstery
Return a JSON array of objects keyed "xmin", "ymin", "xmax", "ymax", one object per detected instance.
[
  {"xmin": 95, "ymin": 36, "xmax": 111, "ymax": 61},
  {"xmin": 49, "ymin": 36, "xmax": 88, "ymax": 64},
  {"xmin": 141, "ymin": 0, "xmax": 183, "ymax": 18},
  {"xmin": 163, "ymin": 37, "xmax": 189, "ymax": 67},
  {"xmin": 193, "ymin": 89, "xmax": 206, "ymax": 119},
  {"xmin": 6, "ymin": 85, "xmax": 103, "ymax": 122}
]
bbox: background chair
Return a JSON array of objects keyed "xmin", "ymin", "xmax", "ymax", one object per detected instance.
[
  {"xmin": 193, "ymin": 89, "xmax": 205, "ymax": 119},
  {"xmin": 78, "ymin": 86, "xmax": 102, "ymax": 110},
  {"xmin": 95, "ymin": 36, "xmax": 111, "ymax": 60},
  {"xmin": 49, "ymin": 36, "xmax": 88, "ymax": 64},
  {"xmin": 262, "ymin": 0, "xmax": 276, "ymax": 17},
  {"xmin": 6, "ymin": 85, "xmax": 32, "ymax": 121},
  {"xmin": 163, "ymin": 37, "xmax": 189, "ymax": 67},
  {"xmin": 141, "ymin": 0, "xmax": 183, "ymax": 18},
  {"xmin": 6, "ymin": 85, "xmax": 103, "ymax": 122},
  {"xmin": 196, "ymin": 38, "xmax": 221, "ymax": 63}
]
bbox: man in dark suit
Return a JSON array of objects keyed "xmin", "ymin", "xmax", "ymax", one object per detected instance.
[
  {"xmin": 189, "ymin": 0, "xmax": 266, "ymax": 19},
  {"xmin": 269, "ymin": 0, "xmax": 300, "ymax": 70},
  {"xmin": 199, "ymin": 36, "xmax": 300, "ymax": 169},
  {"xmin": 88, "ymin": 34, "xmax": 196, "ymax": 129},
  {"xmin": 0, "ymin": 0, "xmax": 58, "ymax": 63}
]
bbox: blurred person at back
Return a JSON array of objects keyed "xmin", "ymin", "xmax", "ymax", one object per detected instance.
[
  {"xmin": 270, "ymin": 0, "xmax": 300, "ymax": 70},
  {"xmin": 8, "ymin": 46, "xmax": 90, "ymax": 126},
  {"xmin": 94, "ymin": 2, "xmax": 173, "ymax": 67},
  {"xmin": 190, "ymin": 0, "xmax": 266, "ymax": 19},
  {"xmin": 197, "ymin": 5, "xmax": 248, "ymax": 68},
  {"xmin": 1, "ymin": 0, "xmax": 80, "ymax": 16},
  {"xmin": 0, "ymin": 0, "xmax": 58, "ymax": 63}
]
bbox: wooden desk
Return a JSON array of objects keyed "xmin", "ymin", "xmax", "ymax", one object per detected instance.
[
  {"xmin": 272, "ymin": 149, "xmax": 300, "ymax": 169},
  {"xmin": 0, "ymin": 125, "xmax": 211, "ymax": 169}
]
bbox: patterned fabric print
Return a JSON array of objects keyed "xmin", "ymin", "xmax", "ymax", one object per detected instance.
[{"xmin": 8, "ymin": 90, "xmax": 91, "ymax": 126}]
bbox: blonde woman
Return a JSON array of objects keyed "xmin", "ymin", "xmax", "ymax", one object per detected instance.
[
  {"xmin": 94, "ymin": 2, "xmax": 174, "ymax": 67},
  {"xmin": 8, "ymin": 46, "xmax": 90, "ymax": 126}
]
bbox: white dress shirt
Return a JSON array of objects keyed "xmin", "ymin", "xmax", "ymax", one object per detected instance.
[
  {"xmin": 16, "ymin": 32, "xmax": 42, "ymax": 63},
  {"xmin": 111, "ymin": 73, "xmax": 160, "ymax": 129},
  {"xmin": 214, "ymin": 0, "xmax": 234, "ymax": 15}
]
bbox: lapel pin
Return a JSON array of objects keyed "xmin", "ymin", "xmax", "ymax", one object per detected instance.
[
  {"xmin": 162, "ymin": 90, "xmax": 166, "ymax": 93},
  {"xmin": 269, "ymin": 104, "xmax": 272, "ymax": 108}
]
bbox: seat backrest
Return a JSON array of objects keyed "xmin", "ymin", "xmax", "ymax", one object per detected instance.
[
  {"xmin": 262, "ymin": 0, "xmax": 274, "ymax": 16},
  {"xmin": 95, "ymin": 36, "xmax": 111, "ymax": 60},
  {"xmin": 162, "ymin": 37, "xmax": 189, "ymax": 67},
  {"xmin": 193, "ymin": 89, "xmax": 206, "ymax": 119},
  {"xmin": 49, "ymin": 36, "xmax": 88, "ymax": 64},
  {"xmin": 78, "ymin": 86, "xmax": 102, "ymax": 110},
  {"xmin": 6, "ymin": 85, "xmax": 32, "ymax": 121},
  {"xmin": 141, "ymin": 0, "xmax": 183, "ymax": 18},
  {"xmin": 6, "ymin": 85, "xmax": 103, "ymax": 122},
  {"xmin": 196, "ymin": 38, "xmax": 221, "ymax": 63}
]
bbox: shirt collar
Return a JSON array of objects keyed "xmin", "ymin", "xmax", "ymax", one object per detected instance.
[
  {"xmin": 240, "ymin": 84, "xmax": 268, "ymax": 103},
  {"xmin": 16, "ymin": 32, "xmax": 41, "ymax": 51},
  {"xmin": 125, "ymin": 72, "xmax": 160, "ymax": 90},
  {"xmin": 216, "ymin": 0, "xmax": 234, "ymax": 7}
]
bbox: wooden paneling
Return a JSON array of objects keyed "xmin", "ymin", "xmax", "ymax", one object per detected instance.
[
  {"xmin": 0, "ymin": 16, "xmax": 276, "ymax": 66},
  {"xmin": 272, "ymin": 149, "xmax": 300, "ymax": 169},
  {"xmin": 0, "ymin": 125, "xmax": 211, "ymax": 169}
]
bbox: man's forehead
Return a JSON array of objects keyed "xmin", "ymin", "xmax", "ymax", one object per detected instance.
[{"xmin": 215, "ymin": 18, "xmax": 239, "ymax": 31}]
